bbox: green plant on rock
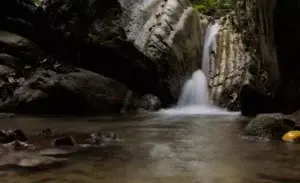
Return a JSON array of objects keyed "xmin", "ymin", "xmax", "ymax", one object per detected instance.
[{"xmin": 192, "ymin": 0, "xmax": 233, "ymax": 13}]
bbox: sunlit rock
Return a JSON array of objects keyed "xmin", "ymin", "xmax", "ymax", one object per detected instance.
[{"xmin": 120, "ymin": 0, "xmax": 202, "ymax": 99}]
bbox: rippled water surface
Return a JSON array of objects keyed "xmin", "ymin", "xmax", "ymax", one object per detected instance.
[{"xmin": 0, "ymin": 112, "xmax": 300, "ymax": 183}]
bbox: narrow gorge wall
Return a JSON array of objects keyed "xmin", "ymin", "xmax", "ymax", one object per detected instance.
[{"xmin": 236, "ymin": 0, "xmax": 300, "ymax": 115}]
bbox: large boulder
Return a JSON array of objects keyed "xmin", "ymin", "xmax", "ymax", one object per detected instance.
[
  {"xmin": 243, "ymin": 113, "xmax": 297, "ymax": 140},
  {"xmin": 243, "ymin": 110, "xmax": 300, "ymax": 140},
  {"xmin": 0, "ymin": 68, "xmax": 128, "ymax": 114}
]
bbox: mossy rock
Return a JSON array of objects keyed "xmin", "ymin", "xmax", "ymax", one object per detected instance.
[{"xmin": 244, "ymin": 113, "xmax": 296, "ymax": 140}]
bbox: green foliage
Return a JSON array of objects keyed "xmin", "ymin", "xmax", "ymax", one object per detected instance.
[
  {"xmin": 32, "ymin": 0, "xmax": 42, "ymax": 6},
  {"xmin": 192, "ymin": 0, "xmax": 233, "ymax": 13}
]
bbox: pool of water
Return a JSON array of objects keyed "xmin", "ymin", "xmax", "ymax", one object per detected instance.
[{"xmin": 0, "ymin": 112, "xmax": 300, "ymax": 183}]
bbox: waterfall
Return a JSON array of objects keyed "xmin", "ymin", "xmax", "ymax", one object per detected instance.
[
  {"xmin": 177, "ymin": 70, "xmax": 208, "ymax": 106},
  {"xmin": 159, "ymin": 68, "xmax": 239, "ymax": 115},
  {"xmin": 158, "ymin": 22, "xmax": 240, "ymax": 116},
  {"xmin": 201, "ymin": 22, "xmax": 220, "ymax": 78},
  {"xmin": 176, "ymin": 22, "xmax": 220, "ymax": 107}
]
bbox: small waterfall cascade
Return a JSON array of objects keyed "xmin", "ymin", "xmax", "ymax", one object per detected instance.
[
  {"xmin": 201, "ymin": 22, "xmax": 220, "ymax": 78},
  {"xmin": 158, "ymin": 21, "xmax": 240, "ymax": 116},
  {"xmin": 176, "ymin": 22, "xmax": 220, "ymax": 107},
  {"xmin": 177, "ymin": 70, "xmax": 208, "ymax": 106},
  {"xmin": 159, "ymin": 68, "xmax": 239, "ymax": 115}
]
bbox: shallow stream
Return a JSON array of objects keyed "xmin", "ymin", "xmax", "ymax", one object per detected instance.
[{"xmin": 0, "ymin": 112, "xmax": 299, "ymax": 183}]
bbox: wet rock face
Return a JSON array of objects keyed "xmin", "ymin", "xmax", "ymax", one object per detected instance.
[
  {"xmin": 51, "ymin": 136, "xmax": 77, "ymax": 146},
  {"xmin": 206, "ymin": 14, "xmax": 251, "ymax": 111}
]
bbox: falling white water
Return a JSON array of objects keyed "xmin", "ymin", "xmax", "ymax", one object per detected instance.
[
  {"xmin": 177, "ymin": 70, "xmax": 208, "ymax": 106},
  {"xmin": 201, "ymin": 23, "xmax": 220, "ymax": 78},
  {"xmin": 158, "ymin": 22, "xmax": 240, "ymax": 116},
  {"xmin": 159, "ymin": 69, "xmax": 239, "ymax": 116}
]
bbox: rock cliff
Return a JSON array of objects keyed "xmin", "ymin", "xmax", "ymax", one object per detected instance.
[
  {"xmin": 0, "ymin": 0, "xmax": 203, "ymax": 114},
  {"xmin": 236, "ymin": 0, "xmax": 300, "ymax": 115},
  {"xmin": 119, "ymin": 0, "xmax": 203, "ymax": 99},
  {"xmin": 206, "ymin": 14, "xmax": 251, "ymax": 111}
]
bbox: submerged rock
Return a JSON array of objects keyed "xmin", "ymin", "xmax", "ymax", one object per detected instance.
[
  {"xmin": 12, "ymin": 129, "xmax": 28, "ymax": 142},
  {"xmin": 84, "ymin": 132, "xmax": 120, "ymax": 146},
  {"xmin": 38, "ymin": 148, "xmax": 77, "ymax": 157},
  {"xmin": 0, "ymin": 150, "xmax": 67, "ymax": 169},
  {"xmin": 0, "ymin": 128, "xmax": 124, "ymax": 171},
  {"xmin": 85, "ymin": 132, "xmax": 102, "ymax": 145},
  {"xmin": 103, "ymin": 132, "xmax": 119, "ymax": 142},
  {"xmin": 17, "ymin": 155, "xmax": 67, "ymax": 168},
  {"xmin": 38, "ymin": 128, "xmax": 53, "ymax": 137},
  {"xmin": 0, "ymin": 129, "xmax": 28, "ymax": 144},
  {"xmin": 2, "ymin": 140, "xmax": 34, "ymax": 150},
  {"xmin": 51, "ymin": 136, "xmax": 77, "ymax": 146}
]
